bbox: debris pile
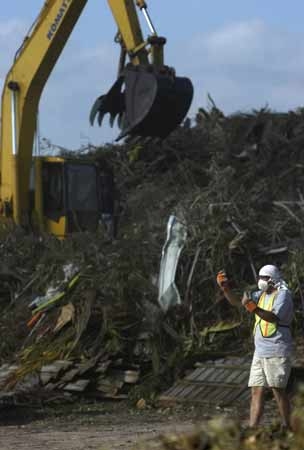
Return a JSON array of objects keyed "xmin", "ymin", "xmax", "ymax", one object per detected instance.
[
  {"xmin": 1, "ymin": 103, "xmax": 304, "ymax": 406},
  {"xmin": 0, "ymin": 234, "xmax": 157, "ymax": 404}
]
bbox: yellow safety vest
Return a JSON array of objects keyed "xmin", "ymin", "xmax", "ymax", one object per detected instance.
[{"xmin": 253, "ymin": 291, "xmax": 278, "ymax": 338}]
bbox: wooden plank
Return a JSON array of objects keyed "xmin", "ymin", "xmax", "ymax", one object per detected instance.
[
  {"xmin": 168, "ymin": 379, "xmax": 247, "ymax": 389},
  {"xmin": 216, "ymin": 388, "xmax": 236, "ymax": 404},
  {"xmin": 159, "ymin": 359, "xmax": 251, "ymax": 407},
  {"xmin": 220, "ymin": 386, "xmax": 249, "ymax": 407},
  {"xmin": 186, "ymin": 367, "xmax": 215, "ymax": 382},
  {"xmin": 166, "ymin": 381, "xmax": 190, "ymax": 398},
  {"xmin": 212, "ymin": 368, "xmax": 230, "ymax": 383},
  {"xmin": 194, "ymin": 363, "xmax": 250, "ymax": 370},
  {"xmin": 64, "ymin": 379, "xmax": 90, "ymax": 392}
]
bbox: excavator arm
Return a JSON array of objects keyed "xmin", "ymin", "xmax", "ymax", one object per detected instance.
[
  {"xmin": 0, "ymin": 0, "xmax": 193, "ymax": 227},
  {"xmin": 1, "ymin": 0, "xmax": 87, "ymax": 226}
]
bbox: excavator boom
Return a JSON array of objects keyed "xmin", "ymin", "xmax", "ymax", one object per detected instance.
[{"xmin": 0, "ymin": 0, "xmax": 193, "ymax": 231}]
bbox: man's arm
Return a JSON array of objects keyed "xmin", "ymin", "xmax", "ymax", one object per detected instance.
[
  {"xmin": 222, "ymin": 288, "xmax": 241, "ymax": 307},
  {"xmin": 216, "ymin": 270, "xmax": 241, "ymax": 307},
  {"xmin": 216, "ymin": 271, "xmax": 286, "ymax": 321},
  {"xmin": 254, "ymin": 307, "xmax": 278, "ymax": 323},
  {"xmin": 241, "ymin": 292, "xmax": 279, "ymax": 321}
]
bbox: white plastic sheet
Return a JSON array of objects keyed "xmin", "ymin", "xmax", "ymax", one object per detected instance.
[{"xmin": 158, "ymin": 215, "xmax": 187, "ymax": 312}]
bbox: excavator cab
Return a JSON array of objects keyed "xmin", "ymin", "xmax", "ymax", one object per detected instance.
[
  {"xmin": 32, "ymin": 158, "xmax": 114, "ymax": 237},
  {"xmin": 90, "ymin": 2, "xmax": 193, "ymax": 141}
]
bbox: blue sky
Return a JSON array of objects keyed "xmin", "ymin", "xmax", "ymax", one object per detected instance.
[{"xmin": 1, "ymin": 1, "xmax": 304, "ymax": 149}]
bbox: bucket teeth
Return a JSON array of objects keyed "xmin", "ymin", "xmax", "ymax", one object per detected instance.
[
  {"xmin": 90, "ymin": 77, "xmax": 125, "ymax": 128},
  {"xmin": 117, "ymin": 113, "xmax": 124, "ymax": 130},
  {"xmin": 89, "ymin": 96, "xmax": 104, "ymax": 126},
  {"xmin": 90, "ymin": 95, "xmax": 123, "ymax": 128},
  {"xmin": 99, "ymin": 113, "xmax": 105, "ymax": 127},
  {"xmin": 109, "ymin": 114, "xmax": 116, "ymax": 128}
]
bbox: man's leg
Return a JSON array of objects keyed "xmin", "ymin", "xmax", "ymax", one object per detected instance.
[
  {"xmin": 263, "ymin": 357, "xmax": 292, "ymax": 429},
  {"xmin": 249, "ymin": 386, "xmax": 265, "ymax": 427},
  {"xmin": 272, "ymin": 388, "xmax": 291, "ymax": 429}
]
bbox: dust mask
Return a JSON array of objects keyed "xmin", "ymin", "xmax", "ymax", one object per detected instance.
[{"xmin": 258, "ymin": 279, "xmax": 269, "ymax": 291}]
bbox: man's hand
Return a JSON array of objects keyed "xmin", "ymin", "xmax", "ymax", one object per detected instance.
[
  {"xmin": 216, "ymin": 270, "xmax": 240, "ymax": 307},
  {"xmin": 216, "ymin": 270, "xmax": 229, "ymax": 291},
  {"xmin": 241, "ymin": 292, "xmax": 257, "ymax": 313}
]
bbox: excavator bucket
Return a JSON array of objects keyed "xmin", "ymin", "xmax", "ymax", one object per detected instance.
[{"xmin": 90, "ymin": 66, "xmax": 193, "ymax": 141}]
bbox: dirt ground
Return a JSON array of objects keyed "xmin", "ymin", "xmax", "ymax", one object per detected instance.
[
  {"xmin": 0, "ymin": 398, "xmax": 280, "ymax": 450},
  {"xmin": 2, "ymin": 336, "xmax": 303, "ymax": 450}
]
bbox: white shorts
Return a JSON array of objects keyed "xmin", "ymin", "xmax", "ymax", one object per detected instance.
[{"xmin": 248, "ymin": 355, "xmax": 292, "ymax": 388}]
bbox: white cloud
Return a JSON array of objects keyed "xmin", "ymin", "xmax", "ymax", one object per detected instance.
[
  {"xmin": 169, "ymin": 19, "xmax": 304, "ymax": 117},
  {"xmin": 204, "ymin": 20, "xmax": 265, "ymax": 64},
  {"xmin": 0, "ymin": 19, "xmax": 25, "ymax": 39}
]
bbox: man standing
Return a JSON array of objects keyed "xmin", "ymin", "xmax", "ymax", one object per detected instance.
[{"xmin": 217, "ymin": 265, "xmax": 294, "ymax": 430}]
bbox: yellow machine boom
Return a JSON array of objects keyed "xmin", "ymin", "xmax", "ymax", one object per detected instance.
[{"xmin": 0, "ymin": 0, "xmax": 193, "ymax": 234}]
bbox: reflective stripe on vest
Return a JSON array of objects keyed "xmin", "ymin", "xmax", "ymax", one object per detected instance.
[{"xmin": 253, "ymin": 291, "xmax": 278, "ymax": 338}]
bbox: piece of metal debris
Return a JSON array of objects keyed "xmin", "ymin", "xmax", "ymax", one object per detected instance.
[{"xmin": 158, "ymin": 215, "xmax": 187, "ymax": 312}]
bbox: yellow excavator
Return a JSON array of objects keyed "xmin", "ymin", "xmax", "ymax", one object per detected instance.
[{"xmin": 0, "ymin": 0, "xmax": 193, "ymax": 237}]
